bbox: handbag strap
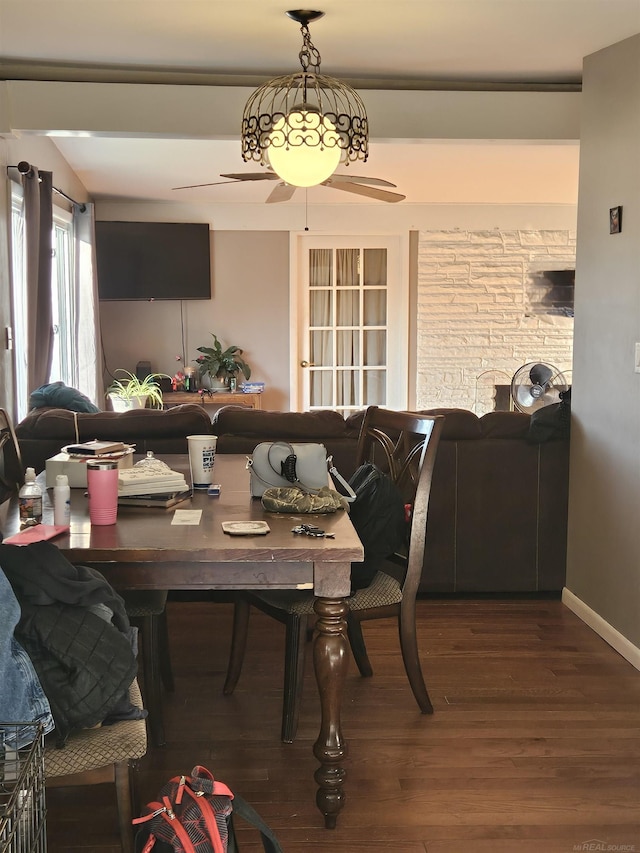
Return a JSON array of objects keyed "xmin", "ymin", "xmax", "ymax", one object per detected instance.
[
  {"xmin": 247, "ymin": 456, "xmax": 302, "ymax": 491},
  {"xmin": 328, "ymin": 459, "xmax": 356, "ymax": 502},
  {"xmin": 267, "ymin": 441, "xmax": 297, "ymax": 483}
]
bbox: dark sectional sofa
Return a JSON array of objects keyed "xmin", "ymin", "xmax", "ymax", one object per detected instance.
[
  {"xmin": 15, "ymin": 403, "xmax": 570, "ymax": 595},
  {"xmin": 212, "ymin": 406, "xmax": 570, "ymax": 594},
  {"xmin": 15, "ymin": 404, "xmax": 213, "ymax": 474}
]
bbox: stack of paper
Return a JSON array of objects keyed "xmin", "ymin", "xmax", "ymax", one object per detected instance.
[
  {"xmin": 118, "ymin": 467, "xmax": 189, "ymax": 497},
  {"xmin": 65, "ymin": 439, "xmax": 130, "ymax": 456}
]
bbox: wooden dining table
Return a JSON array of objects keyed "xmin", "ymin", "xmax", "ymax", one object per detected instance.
[{"xmin": 3, "ymin": 453, "xmax": 363, "ymax": 828}]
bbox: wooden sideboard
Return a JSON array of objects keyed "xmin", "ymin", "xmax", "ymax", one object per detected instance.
[{"xmin": 163, "ymin": 390, "xmax": 263, "ymax": 417}]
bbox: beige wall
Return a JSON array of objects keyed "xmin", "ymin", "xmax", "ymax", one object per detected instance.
[
  {"xmin": 99, "ymin": 231, "xmax": 290, "ymax": 412},
  {"xmin": 94, "ymin": 198, "xmax": 577, "ymax": 414},
  {"xmin": 566, "ymin": 34, "xmax": 640, "ymax": 651},
  {"xmin": 97, "ymin": 216, "xmax": 579, "ymax": 415}
]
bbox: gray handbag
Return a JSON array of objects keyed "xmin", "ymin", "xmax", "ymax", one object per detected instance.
[{"xmin": 247, "ymin": 441, "xmax": 355, "ymax": 500}]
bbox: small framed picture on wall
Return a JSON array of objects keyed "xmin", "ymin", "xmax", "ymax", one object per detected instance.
[{"xmin": 609, "ymin": 206, "xmax": 622, "ymax": 234}]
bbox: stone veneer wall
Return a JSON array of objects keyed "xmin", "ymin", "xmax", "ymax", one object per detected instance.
[{"xmin": 416, "ymin": 229, "xmax": 576, "ymax": 414}]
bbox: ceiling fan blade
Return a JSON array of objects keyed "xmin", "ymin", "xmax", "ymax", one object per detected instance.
[
  {"xmin": 323, "ymin": 180, "xmax": 406, "ymax": 203},
  {"xmin": 326, "ymin": 174, "xmax": 398, "ymax": 188},
  {"xmin": 172, "ymin": 179, "xmax": 239, "ymax": 190},
  {"xmin": 220, "ymin": 172, "xmax": 281, "ymax": 182},
  {"xmin": 173, "ymin": 170, "xmax": 281, "ymax": 191},
  {"xmin": 266, "ymin": 183, "xmax": 297, "ymax": 204}
]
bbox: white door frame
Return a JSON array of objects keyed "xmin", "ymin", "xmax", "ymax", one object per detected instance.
[{"xmin": 289, "ymin": 231, "xmax": 410, "ymax": 412}]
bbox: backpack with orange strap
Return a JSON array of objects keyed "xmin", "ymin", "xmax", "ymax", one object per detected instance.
[{"xmin": 133, "ymin": 765, "xmax": 283, "ymax": 853}]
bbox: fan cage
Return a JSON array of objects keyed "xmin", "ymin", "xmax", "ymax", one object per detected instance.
[
  {"xmin": 510, "ymin": 362, "xmax": 569, "ymax": 414},
  {"xmin": 242, "ymin": 72, "xmax": 369, "ymax": 167}
]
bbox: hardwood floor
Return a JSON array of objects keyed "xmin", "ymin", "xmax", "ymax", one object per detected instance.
[{"xmin": 46, "ymin": 597, "xmax": 640, "ymax": 852}]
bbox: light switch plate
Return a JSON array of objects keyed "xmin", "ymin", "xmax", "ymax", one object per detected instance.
[{"xmin": 635, "ymin": 343, "xmax": 640, "ymax": 373}]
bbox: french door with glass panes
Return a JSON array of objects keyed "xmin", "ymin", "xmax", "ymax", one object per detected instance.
[{"xmin": 291, "ymin": 235, "xmax": 408, "ymax": 414}]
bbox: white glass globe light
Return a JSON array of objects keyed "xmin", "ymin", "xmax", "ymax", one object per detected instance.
[{"xmin": 268, "ymin": 110, "xmax": 341, "ymax": 187}]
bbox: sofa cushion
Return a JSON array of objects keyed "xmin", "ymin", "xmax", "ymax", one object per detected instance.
[
  {"xmin": 479, "ymin": 411, "xmax": 531, "ymax": 439},
  {"xmin": 418, "ymin": 408, "xmax": 483, "ymax": 440},
  {"xmin": 16, "ymin": 405, "xmax": 215, "ymax": 474},
  {"xmin": 16, "ymin": 405, "xmax": 212, "ymax": 441},
  {"xmin": 212, "ymin": 406, "xmax": 353, "ymax": 439},
  {"xmin": 344, "ymin": 410, "xmax": 366, "ymax": 435}
]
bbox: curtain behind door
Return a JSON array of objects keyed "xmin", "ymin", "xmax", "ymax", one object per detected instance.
[
  {"xmin": 22, "ymin": 168, "xmax": 53, "ymax": 394},
  {"xmin": 73, "ymin": 203, "xmax": 104, "ymax": 406}
]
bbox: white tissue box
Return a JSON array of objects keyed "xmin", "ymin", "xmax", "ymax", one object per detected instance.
[{"xmin": 45, "ymin": 451, "xmax": 134, "ymax": 488}]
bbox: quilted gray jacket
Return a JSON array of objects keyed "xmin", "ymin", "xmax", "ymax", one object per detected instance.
[{"xmin": 0, "ymin": 541, "xmax": 137, "ymax": 745}]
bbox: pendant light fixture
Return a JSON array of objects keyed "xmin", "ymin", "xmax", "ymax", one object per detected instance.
[{"xmin": 241, "ymin": 10, "xmax": 369, "ymax": 187}]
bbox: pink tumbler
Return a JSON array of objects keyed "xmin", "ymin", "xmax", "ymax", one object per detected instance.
[{"xmin": 86, "ymin": 460, "xmax": 119, "ymax": 525}]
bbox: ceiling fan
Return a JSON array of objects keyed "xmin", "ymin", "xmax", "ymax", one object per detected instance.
[{"xmin": 172, "ymin": 171, "xmax": 406, "ymax": 204}]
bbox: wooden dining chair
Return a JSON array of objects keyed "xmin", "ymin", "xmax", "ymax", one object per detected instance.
[
  {"xmin": 0, "ymin": 408, "xmax": 24, "ymax": 507},
  {"xmin": 45, "ymin": 678, "xmax": 147, "ymax": 853},
  {"xmin": 121, "ymin": 590, "xmax": 175, "ymax": 748},
  {"xmin": 223, "ymin": 406, "xmax": 445, "ymax": 742}
]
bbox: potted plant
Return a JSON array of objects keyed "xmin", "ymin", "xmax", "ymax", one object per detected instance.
[
  {"xmin": 107, "ymin": 370, "xmax": 170, "ymax": 411},
  {"xmin": 195, "ymin": 334, "xmax": 251, "ymax": 390}
]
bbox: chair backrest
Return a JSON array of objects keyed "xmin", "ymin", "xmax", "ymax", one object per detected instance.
[
  {"xmin": 355, "ymin": 406, "xmax": 444, "ymax": 597},
  {"xmin": 0, "ymin": 408, "xmax": 24, "ymax": 504}
]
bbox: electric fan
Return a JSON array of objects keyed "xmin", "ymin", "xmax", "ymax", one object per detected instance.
[{"xmin": 510, "ymin": 362, "xmax": 569, "ymax": 414}]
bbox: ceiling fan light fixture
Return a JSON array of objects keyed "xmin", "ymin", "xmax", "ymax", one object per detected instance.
[
  {"xmin": 241, "ymin": 9, "xmax": 368, "ymax": 186},
  {"xmin": 267, "ymin": 109, "xmax": 341, "ymax": 186}
]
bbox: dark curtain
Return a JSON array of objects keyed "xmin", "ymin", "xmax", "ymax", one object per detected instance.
[{"xmin": 22, "ymin": 167, "xmax": 53, "ymax": 394}]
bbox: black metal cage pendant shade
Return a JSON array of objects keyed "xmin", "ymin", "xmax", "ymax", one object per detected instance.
[{"xmin": 241, "ymin": 10, "xmax": 369, "ymax": 187}]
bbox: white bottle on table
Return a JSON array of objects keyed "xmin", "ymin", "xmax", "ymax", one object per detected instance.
[{"xmin": 53, "ymin": 474, "xmax": 71, "ymax": 526}]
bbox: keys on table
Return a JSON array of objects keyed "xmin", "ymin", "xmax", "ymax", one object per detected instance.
[{"xmin": 292, "ymin": 524, "xmax": 335, "ymax": 539}]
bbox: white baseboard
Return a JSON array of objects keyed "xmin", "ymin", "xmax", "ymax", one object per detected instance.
[{"xmin": 562, "ymin": 587, "xmax": 640, "ymax": 671}]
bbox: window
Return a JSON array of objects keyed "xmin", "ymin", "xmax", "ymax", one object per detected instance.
[
  {"xmin": 50, "ymin": 209, "xmax": 75, "ymax": 387},
  {"xmin": 10, "ymin": 186, "xmax": 80, "ymax": 420}
]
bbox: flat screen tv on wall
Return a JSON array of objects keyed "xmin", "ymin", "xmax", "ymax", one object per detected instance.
[{"xmin": 95, "ymin": 221, "xmax": 211, "ymax": 300}]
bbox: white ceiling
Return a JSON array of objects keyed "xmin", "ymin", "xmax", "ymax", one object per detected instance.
[
  {"xmin": 2, "ymin": 0, "xmax": 639, "ymax": 84},
  {"xmin": 1, "ymin": 0, "xmax": 639, "ymax": 205}
]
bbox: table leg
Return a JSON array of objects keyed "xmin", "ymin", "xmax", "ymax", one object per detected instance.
[{"xmin": 312, "ymin": 595, "xmax": 349, "ymax": 829}]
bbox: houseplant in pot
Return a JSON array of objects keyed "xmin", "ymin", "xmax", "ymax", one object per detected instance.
[
  {"xmin": 107, "ymin": 370, "xmax": 170, "ymax": 411},
  {"xmin": 195, "ymin": 334, "xmax": 251, "ymax": 391}
]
